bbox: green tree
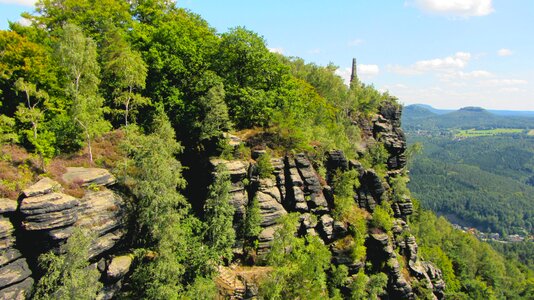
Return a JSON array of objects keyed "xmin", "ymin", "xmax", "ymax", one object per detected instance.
[
  {"xmin": 0, "ymin": 114, "xmax": 18, "ymax": 144},
  {"xmin": 102, "ymin": 27, "xmax": 149, "ymax": 126},
  {"xmin": 256, "ymin": 152, "xmax": 274, "ymax": 178},
  {"xmin": 244, "ymin": 196, "xmax": 262, "ymax": 239},
  {"xmin": 56, "ymin": 23, "xmax": 110, "ymax": 162},
  {"xmin": 214, "ymin": 27, "xmax": 286, "ymax": 127},
  {"xmin": 261, "ymin": 213, "xmax": 332, "ymax": 299},
  {"xmin": 34, "ymin": 228, "xmax": 102, "ymax": 300},
  {"xmin": 204, "ymin": 164, "xmax": 235, "ymax": 261},
  {"xmin": 196, "ymin": 81, "xmax": 230, "ymax": 141},
  {"xmin": 14, "ymin": 78, "xmax": 55, "ymax": 169}
]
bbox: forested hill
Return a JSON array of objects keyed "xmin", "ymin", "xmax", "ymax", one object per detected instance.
[
  {"xmin": 0, "ymin": 1, "xmax": 532, "ymax": 299},
  {"xmin": 403, "ymin": 104, "xmax": 534, "ymax": 131}
]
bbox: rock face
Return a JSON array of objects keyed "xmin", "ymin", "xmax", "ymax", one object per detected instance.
[
  {"xmin": 18, "ymin": 174, "xmax": 126, "ymax": 259},
  {"xmin": 212, "ymin": 103, "xmax": 445, "ymax": 300},
  {"xmin": 0, "ymin": 168, "xmax": 128, "ymax": 299},
  {"xmin": 0, "ymin": 199, "xmax": 33, "ymax": 299}
]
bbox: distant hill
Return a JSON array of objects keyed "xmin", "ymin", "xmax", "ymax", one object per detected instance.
[
  {"xmin": 403, "ymin": 104, "xmax": 534, "ymax": 131},
  {"xmin": 406, "ymin": 104, "xmax": 534, "ymax": 117}
]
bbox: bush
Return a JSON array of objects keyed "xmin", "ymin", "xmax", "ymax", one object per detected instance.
[
  {"xmin": 34, "ymin": 228, "xmax": 102, "ymax": 300},
  {"xmin": 256, "ymin": 152, "xmax": 274, "ymax": 178},
  {"xmin": 370, "ymin": 203, "xmax": 394, "ymax": 232}
]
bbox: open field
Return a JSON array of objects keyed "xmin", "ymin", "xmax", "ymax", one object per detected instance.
[
  {"xmin": 455, "ymin": 128, "xmax": 524, "ymax": 138},
  {"xmin": 528, "ymin": 129, "xmax": 534, "ymax": 136}
]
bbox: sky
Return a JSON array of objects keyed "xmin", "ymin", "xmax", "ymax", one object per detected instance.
[{"xmin": 1, "ymin": 0, "xmax": 533, "ymax": 110}]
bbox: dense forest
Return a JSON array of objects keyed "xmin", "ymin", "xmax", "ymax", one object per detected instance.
[
  {"xmin": 407, "ymin": 135, "xmax": 534, "ymax": 235},
  {"xmin": 0, "ymin": 1, "xmax": 533, "ymax": 299}
]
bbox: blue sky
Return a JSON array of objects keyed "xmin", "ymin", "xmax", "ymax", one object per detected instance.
[{"xmin": 1, "ymin": 0, "xmax": 533, "ymax": 110}]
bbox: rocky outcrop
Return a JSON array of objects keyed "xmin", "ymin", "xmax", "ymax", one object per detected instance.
[
  {"xmin": 0, "ymin": 168, "xmax": 128, "ymax": 299},
  {"xmin": 0, "ymin": 199, "xmax": 33, "ymax": 299},
  {"xmin": 18, "ymin": 174, "xmax": 126, "ymax": 259},
  {"xmin": 62, "ymin": 167, "xmax": 117, "ymax": 187},
  {"xmin": 373, "ymin": 102, "xmax": 407, "ymax": 170}
]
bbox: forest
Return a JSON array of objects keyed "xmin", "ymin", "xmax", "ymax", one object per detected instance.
[{"xmin": 0, "ymin": 0, "xmax": 533, "ymax": 299}]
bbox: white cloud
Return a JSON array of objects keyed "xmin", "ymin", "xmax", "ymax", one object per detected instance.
[
  {"xmin": 484, "ymin": 79, "xmax": 528, "ymax": 86},
  {"xmin": 348, "ymin": 39, "xmax": 364, "ymax": 46},
  {"xmin": 359, "ymin": 64, "xmax": 380, "ymax": 76},
  {"xmin": 335, "ymin": 68, "xmax": 352, "ymax": 85},
  {"xmin": 497, "ymin": 48, "xmax": 513, "ymax": 56},
  {"xmin": 0, "ymin": 0, "xmax": 35, "ymax": 6},
  {"xmin": 268, "ymin": 47, "xmax": 284, "ymax": 54},
  {"xmin": 415, "ymin": 52, "xmax": 471, "ymax": 70},
  {"xmin": 439, "ymin": 70, "xmax": 493, "ymax": 81},
  {"xmin": 498, "ymin": 87, "xmax": 525, "ymax": 93},
  {"xmin": 410, "ymin": 0, "xmax": 494, "ymax": 17},
  {"xmin": 389, "ymin": 52, "xmax": 472, "ymax": 75}
]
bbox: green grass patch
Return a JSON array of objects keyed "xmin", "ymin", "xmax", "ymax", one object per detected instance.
[{"xmin": 455, "ymin": 128, "xmax": 524, "ymax": 138}]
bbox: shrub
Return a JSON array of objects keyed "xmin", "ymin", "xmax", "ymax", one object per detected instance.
[{"xmin": 256, "ymin": 152, "xmax": 274, "ymax": 178}]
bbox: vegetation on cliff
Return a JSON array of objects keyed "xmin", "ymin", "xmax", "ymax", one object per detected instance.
[{"xmin": 0, "ymin": 0, "xmax": 532, "ymax": 299}]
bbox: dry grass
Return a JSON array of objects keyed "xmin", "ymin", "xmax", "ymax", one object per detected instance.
[
  {"xmin": 0, "ymin": 145, "xmax": 39, "ymax": 199},
  {"xmin": 0, "ymin": 130, "xmax": 127, "ymax": 199}
]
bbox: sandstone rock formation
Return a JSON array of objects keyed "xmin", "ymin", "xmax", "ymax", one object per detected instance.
[
  {"xmin": 0, "ymin": 198, "xmax": 33, "ymax": 299},
  {"xmin": 213, "ymin": 103, "xmax": 445, "ymax": 299}
]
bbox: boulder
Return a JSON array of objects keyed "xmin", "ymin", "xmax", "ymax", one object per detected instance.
[
  {"xmin": 0, "ymin": 248, "xmax": 21, "ymax": 267},
  {"xmin": 76, "ymin": 190, "xmax": 125, "ymax": 235},
  {"xmin": 210, "ymin": 159, "xmax": 249, "ymax": 181},
  {"xmin": 0, "ymin": 199, "xmax": 17, "ymax": 214},
  {"xmin": 20, "ymin": 192, "xmax": 79, "ymax": 215},
  {"xmin": 318, "ymin": 214, "xmax": 334, "ymax": 241},
  {"xmin": 21, "ymin": 177, "xmax": 61, "ymax": 198},
  {"xmin": 0, "ymin": 259, "xmax": 31, "ymax": 289},
  {"xmin": 22, "ymin": 208, "xmax": 78, "ymax": 231},
  {"xmin": 0, "ymin": 277, "xmax": 33, "ymax": 300},
  {"xmin": 256, "ymin": 191, "xmax": 287, "ymax": 227},
  {"xmin": 62, "ymin": 167, "xmax": 116, "ymax": 187},
  {"xmin": 106, "ymin": 255, "xmax": 133, "ymax": 282}
]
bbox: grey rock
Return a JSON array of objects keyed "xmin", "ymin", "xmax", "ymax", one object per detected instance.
[
  {"xmin": 0, "ymin": 248, "xmax": 21, "ymax": 267},
  {"xmin": 0, "ymin": 219, "xmax": 13, "ymax": 240},
  {"xmin": 299, "ymin": 213, "xmax": 317, "ymax": 229},
  {"xmin": 0, "ymin": 237, "xmax": 15, "ymax": 251},
  {"xmin": 210, "ymin": 159, "xmax": 249, "ymax": 181},
  {"xmin": 20, "ymin": 192, "xmax": 79, "ymax": 215},
  {"xmin": 22, "ymin": 208, "xmax": 78, "ymax": 231},
  {"xmin": 62, "ymin": 167, "xmax": 117, "ymax": 187},
  {"xmin": 256, "ymin": 191, "xmax": 287, "ymax": 227},
  {"xmin": 22, "ymin": 177, "xmax": 61, "ymax": 198},
  {"xmin": 106, "ymin": 255, "xmax": 133, "ymax": 282},
  {"xmin": 0, "ymin": 259, "xmax": 31, "ymax": 289},
  {"xmin": 0, "ymin": 277, "xmax": 33, "ymax": 300},
  {"xmin": 0, "ymin": 199, "xmax": 17, "ymax": 214},
  {"xmin": 251, "ymin": 149, "xmax": 267, "ymax": 160},
  {"xmin": 89, "ymin": 230, "xmax": 126, "ymax": 259},
  {"xmin": 77, "ymin": 190, "xmax": 125, "ymax": 235},
  {"xmin": 319, "ymin": 214, "xmax": 334, "ymax": 240}
]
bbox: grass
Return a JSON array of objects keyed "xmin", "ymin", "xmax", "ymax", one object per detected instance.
[
  {"xmin": 0, "ymin": 130, "xmax": 126, "ymax": 199},
  {"xmin": 455, "ymin": 128, "xmax": 524, "ymax": 138}
]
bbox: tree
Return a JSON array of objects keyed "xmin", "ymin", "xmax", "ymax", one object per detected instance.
[
  {"xmin": 204, "ymin": 164, "xmax": 235, "ymax": 261},
  {"xmin": 196, "ymin": 81, "xmax": 230, "ymax": 141},
  {"xmin": 102, "ymin": 27, "xmax": 149, "ymax": 126},
  {"xmin": 34, "ymin": 228, "xmax": 102, "ymax": 300},
  {"xmin": 214, "ymin": 27, "xmax": 286, "ymax": 127},
  {"xmin": 261, "ymin": 213, "xmax": 332, "ymax": 299},
  {"xmin": 14, "ymin": 78, "xmax": 55, "ymax": 169},
  {"xmin": 56, "ymin": 23, "xmax": 110, "ymax": 162}
]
